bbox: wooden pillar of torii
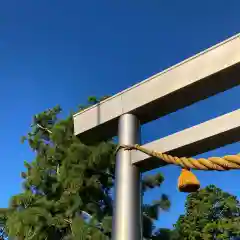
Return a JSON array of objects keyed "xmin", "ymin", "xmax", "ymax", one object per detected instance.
[{"xmin": 73, "ymin": 34, "xmax": 240, "ymax": 240}]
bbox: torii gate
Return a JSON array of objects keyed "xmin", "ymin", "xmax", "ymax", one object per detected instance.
[{"xmin": 73, "ymin": 34, "xmax": 240, "ymax": 240}]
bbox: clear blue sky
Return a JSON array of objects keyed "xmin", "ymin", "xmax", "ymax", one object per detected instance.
[{"xmin": 1, "ymin": 0, "xmax": 240, "ymax": 229}]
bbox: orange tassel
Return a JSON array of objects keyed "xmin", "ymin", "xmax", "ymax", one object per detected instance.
[{"xmin": 178, "ymin": 169, "xmax": 200, "ymax": 193}]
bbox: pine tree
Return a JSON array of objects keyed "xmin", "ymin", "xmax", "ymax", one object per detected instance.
[
  {"xmin": 5, "ymin": 97, "xmax": 171, "ymax": 239},
  {"xmin": 0, "ymin": 208, "xmax": 8, "ymax": 240}
]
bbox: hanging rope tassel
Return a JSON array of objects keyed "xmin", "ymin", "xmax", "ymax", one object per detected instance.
[
  {"xmin": 178, "ymin": 169, "xmax": 200, "ymax": 193},
  {"xmin": 116, "ymin": 144, "xmax": 240, "ymax": 193}
]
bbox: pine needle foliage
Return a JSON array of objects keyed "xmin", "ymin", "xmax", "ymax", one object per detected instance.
[{"xmin": 4, "ymin": 97, "xmax": 170, "ymax": 239}]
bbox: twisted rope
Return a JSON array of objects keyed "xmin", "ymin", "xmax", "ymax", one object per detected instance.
[{"xmin": 116, "ymin": 144, "xmax": 240, "ymax": 171}]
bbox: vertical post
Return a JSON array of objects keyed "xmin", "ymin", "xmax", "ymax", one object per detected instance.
[{"xmin": 112, "ymin": 114, "xmax": 142, "ymax": 240}]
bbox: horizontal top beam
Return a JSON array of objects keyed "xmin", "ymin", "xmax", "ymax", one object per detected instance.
[
  {"xmin": 73, "ymin": 34, "xmax": 240, "ymax": 143},
  {"xmin": 132, "ymin": 109, "xmax": 240, "ymax": 172}
]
